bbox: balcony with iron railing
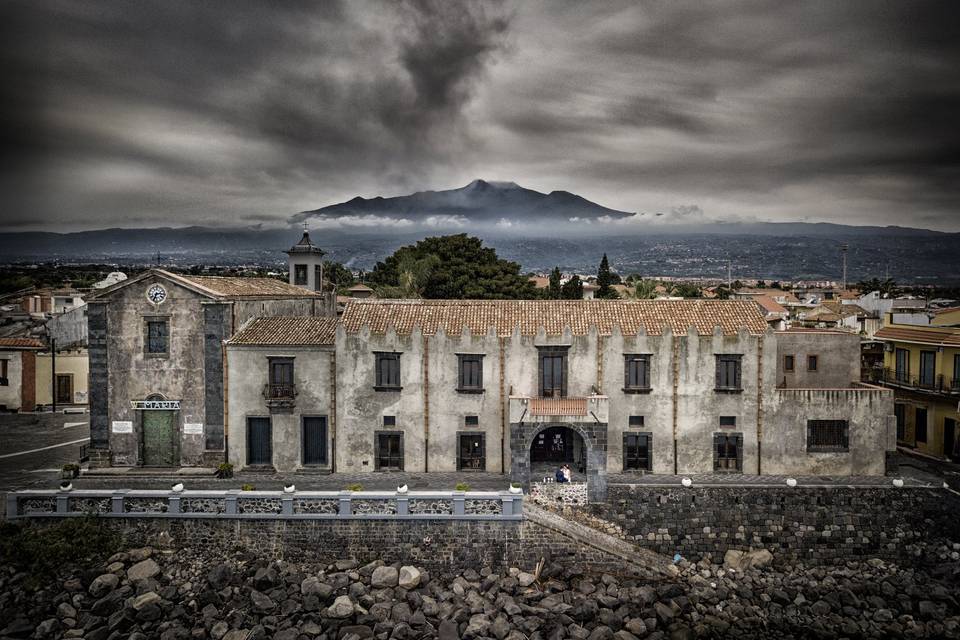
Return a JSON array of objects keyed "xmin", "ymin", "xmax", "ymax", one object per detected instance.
[
  {"xmin": 509, "ymin": 395, "xmax": 608, "ymax": 424},
  {"xmin": 874, "ymin": 368, "xmax": 960, "ymax": 396},
  {"xmin": 263, "ymin": 383, "xmax": 297, "ymax": 411}
]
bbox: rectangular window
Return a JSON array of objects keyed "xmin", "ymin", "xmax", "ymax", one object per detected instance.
[
  {"xmin": 374, "ymin": 352, "xmax": 401, "ymax": 390},
  {"xmin": 915, "ymin": 408, "xmax": 928, "ymax": 442},
  {"xmin": 0, "ymin": 359, "xmax": 7, "ymax": 385},
  {"xmin": 294, "ymin": 264, "xmax": 308, "ymax": 285},
  {"xmin": 719, "ymin": 416, "xmax": 737, "ymax": 428},
  {"xmin": 538, "ymin": 347, "xmax": 568, "ymax": 398},
  {"xmin": 383, "ymin": 415, "xmax": 396, "ymax": 427},
  {"xmin": 302, "ymin": 416, "xmax": 328, "ymax": 465},
  {"xmin": 145, "ymin": 319, "xmax": 168, "ymax": 355},
  {"xmin": 247, "ymin": 417, "xmax": 272, "ymax": 466},
  {"xmin": 714, "ymin": 433, "xmax": 743, "ymax": 471},
  {"xmin": 806, "ymin": 420, "xmax": 849, "ymax": 452},
  {"xmin": 715, "ymin": 354, "xmax": 743, "ymax": 392},
  {"xmin": 624, "ymin": 354, "xmax": 651, "ymax": 392},
  {"xmin": 465, "ymin": 415, "xmax": 479, "ymax": 427},
  {"xmin": 894, "ymin": 404, "xmax": 906, "ymax": 441},
  {"xmin": 375, "ymin": 432, "xmax": 403, "ymax": 471},
  {"xmin": 314, "ymin": 265, "xmax": 323, "ymax": 291},
  {"xmin": 457, "ymin": 354, "xmax": 484, "ymax": 392},
  {"xmin": 919, "ymin": 351, "xmax": 936, "ymax": 387},
  {"xmin": 807, "ymin": 355, "xmax": 818, "ymax": 371},
  {"xmin": 623, "ymin": 432, "xmax": 652, "ymax": 471},
  {"xmin": 266, "ymin": 357, "xmax": 294, "ymax": 399},
  {"xmin": 784, "ymin": 355, "xmax": 794, "ymax": 372},
  {"xmin": 895, "ymin": 348, "xmax": 909, "ymax": 382},
  {"xmin": 457, "ymin": 433, "xmax": 486, "ymax": 471},
  {"xmin": 628, "ymin": 415, "xmax": 644, "ymax": 427}
]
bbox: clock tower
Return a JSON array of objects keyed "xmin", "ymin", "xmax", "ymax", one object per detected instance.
[{"xmin": 285, "ymin": 226, "xmax": 326, "ymax": 292}]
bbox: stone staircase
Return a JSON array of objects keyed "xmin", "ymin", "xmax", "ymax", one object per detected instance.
[{"xmin": 523, "ymin": 502, "xmax": 676, "ymax": 578}]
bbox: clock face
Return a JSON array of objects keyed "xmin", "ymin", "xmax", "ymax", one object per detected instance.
[{"xmin": 146, "ymin": 284, "xmax": 167, "ymax": 304}]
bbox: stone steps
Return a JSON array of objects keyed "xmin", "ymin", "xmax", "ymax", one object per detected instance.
[{"xmin": 523, "ymin": 502, "xmax": 676, "ymax": 578}]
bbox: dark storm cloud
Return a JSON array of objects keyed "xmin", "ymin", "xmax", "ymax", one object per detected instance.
[{"xmin": 1, "ymin": 0, "xmax": 958, "ymax": 231}]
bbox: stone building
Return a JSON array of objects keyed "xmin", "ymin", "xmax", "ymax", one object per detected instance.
[
  {"xmin": 0, "ymin": 337, "xmax": 45, "ymax": 411},
  {"xmin": 86, "ymin": 259, "xmax": 334, "ymax": 468},
  {"xmin": 225, "ymin": 298, "xmax": 894, "ymax": 500}
]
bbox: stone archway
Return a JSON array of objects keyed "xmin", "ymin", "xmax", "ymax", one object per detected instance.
[{"xmin": 510, "ymin": 421, "xmax": 608, "ymax": 502}]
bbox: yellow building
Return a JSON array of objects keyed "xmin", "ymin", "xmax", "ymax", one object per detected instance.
[
  {"xmin": 874, "ymin": 324, "xmax": 960, "ymax": 460},
  {"xmin": 35, "ymin": 347, "xmax": 89, "ymax": 408},
  {"xmin": 931, "ymin": 306, "xmax": 960, "ymax": 328}
]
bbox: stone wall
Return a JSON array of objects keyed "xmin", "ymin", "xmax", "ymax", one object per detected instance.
[
  {"xmin": 36, "ymin": 516, "xmax": 636, "ymax": 576},
  {"xmin": 581, "ymin": 485, "xmax": 960, "ymax": 564}
]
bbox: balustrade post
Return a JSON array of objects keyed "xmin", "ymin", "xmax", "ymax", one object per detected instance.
[
  {"xmin": 111, "ymin": 491, "xmax": 125, "ymax": 515},
  {"xmin": 281, "ymin": 495, "xmax": 294, "ymax": 516},
  {"xmin": 500, "ymin": 494, "xmax": 513, "ymax": 517},
  {"xmin": 7, "ymin": 493, "xmax": 19, "ymax": 519},
  {"xmin": 225, "ymin": 491, "xmax": 239, "ymax": 516},
  {"xmin": 453, "ymin": 493, "xmax": 465, "ymax": 516},
  {"xmin": 56, "ymin": 494, "xmax": 69, "ymax": 514},
  {"xmin": 168, "ymin": 494, "xmax": 181, "ymax": 515},
  {"xmin": 396, "ymin": 496, "xmax": 409, "ymax": 516},
  {"xmin": 339, "ymin": 491, "xmax": 352, "ymax": 517}
]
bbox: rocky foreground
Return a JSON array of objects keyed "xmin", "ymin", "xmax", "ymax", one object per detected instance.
[{"xmin": 1, "ymin": 544, "xmax": 959, "ymax": 640}]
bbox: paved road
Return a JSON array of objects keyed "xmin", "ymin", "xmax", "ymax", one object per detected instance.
[{"xmin": 0, "ymin": 413, "xmax": 89, "ymax": 491}]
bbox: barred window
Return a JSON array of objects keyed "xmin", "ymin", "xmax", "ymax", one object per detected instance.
[
  {"xmin": 715, "ymin": 354, "xmax": 742, "ymax": 391},
  {"xmin": 714, "ymin": 433, "xmax": 742, "ymax": 471},
  {"xmin": 807, "ymin": 355, "xmax": 819, "ymax": 371},
  {"xmin": 719, "ymin": 416, "xmax": 736, "ymax": 428},
  {"xmin": 465, "ymin": 415, "xmax": 479, "ymax": 427},
  {"xmin": 628, "ymin": 415, "xmax": 644, "ymax": 427},
  {"xmin": 374, "ymin": 352, "xmax": 401, "ymax": 390},
  {"xmin": 457, "ymin": 354, "xmax": 483, "ymax": 391},
  {"xmin": 806, "ymin": 420, "xmax": 849, "ymax": 452},
  {"xmin": 784, "ymin": 355, "xmax": 794, "ymax": 372},
  {"xmin": 624, "ymin": 354, "xmax": 651, "ymax": 391}
]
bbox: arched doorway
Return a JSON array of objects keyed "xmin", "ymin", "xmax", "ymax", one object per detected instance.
[
  {"xmin": 140, "ymin": 393, "xmax": 178, "ymax": 467},
  {"xmin": 510, "ymin": 421, "xmax": 607, "ymax": 502}
]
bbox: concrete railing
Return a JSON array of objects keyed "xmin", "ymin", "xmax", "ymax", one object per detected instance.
[{"xmin": 6, "ymin": 489, "xmax": 523, "ymax": 521}]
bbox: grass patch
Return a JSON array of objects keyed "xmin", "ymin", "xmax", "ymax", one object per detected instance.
[{"xmin": 0, "ymin": 517, "xmax": 122, "ymax": 589}]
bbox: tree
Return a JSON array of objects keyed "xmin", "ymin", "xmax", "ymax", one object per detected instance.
[
  {"xmin": 367, "ymin": 234, "xmax": 537, "ymax": 299},
  {"xmin": 732, "ymin": 280, "xmax": 743, "ymax": 290},
  {"xmin": 561, "ymin": 274, "xmax": 583, "ymax": 299},
  {"xmin": 634, "ymin": 279, "xmax": 658, "ymax": 299},
  {"xmin": 548, "ymin": 267, "xmax": 562, "ymax": 299},
  {"xmin": 596, "ymin": 254, "xmax": 619, "ymax": 299},
  {"xmin": 714, "ymin": 285, "xmax": 732, "ymax": 300},
  {"xmin": 323, "ymin": 261, "xmax": 356, "ymax": 293},
  {"xmin": 756, "ymin": 279, "xmax": 767, "ymax": 288},
  {"xmin": 670, "ymin": 282, "xmax": 702, "ymax": 298}
]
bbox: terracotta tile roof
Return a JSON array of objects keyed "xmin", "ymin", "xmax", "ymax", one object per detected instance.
[
  {"xmin": 227, "ymin": 316, "xmax": 337, "ymax": 346},
  {"xmin": 339, "ymin": 299, "xmax": 767, "ymax": 337},
  {"xmin": 874, "ymin": 325, "xmax": 960, "ymax": 347},
  {"xmin": 754, "ymin": 295, "xmax": 787, "ymax": 315},
  {"xmin": 0, "ymin": 337, "xmax": 45, "ymax": 348},
  {"xmin": 178, "ymin": 275, "xmax": 320, "ymax": 298}
]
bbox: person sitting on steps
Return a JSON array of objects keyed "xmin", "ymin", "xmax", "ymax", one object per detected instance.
[{"xmin": 555, "ymin": 467, "xmax": 568, "ymax": 483}]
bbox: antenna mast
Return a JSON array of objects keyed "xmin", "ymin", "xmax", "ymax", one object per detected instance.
[{"xmin": 840, "ymin": 244, "xmax": 848, "ymax": 290}]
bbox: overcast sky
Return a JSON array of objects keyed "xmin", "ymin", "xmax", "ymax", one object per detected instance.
[{"xmin": 2, "ymin": 1, "xmax": 959, "ymax": 232}]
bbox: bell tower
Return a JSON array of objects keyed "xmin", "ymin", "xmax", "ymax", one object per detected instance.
[{"xmin": 285, "ymin": 224, "xmax": 325, "ymax": 292}]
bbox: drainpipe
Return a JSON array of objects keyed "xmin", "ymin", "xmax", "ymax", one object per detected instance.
[
  {"xmin": 51, "ymin": 338, "xmax": 57, "ymax": 414},
  {"xmin": 222, "ymin": 339, "xmax": 228, "ymax": 465},
  {"xmin": 756, "ymin": 335, "xmax": 764, "ymax": 475},
  {"xmin": 423, "ymin": 335, "xmax": 429, "ymax": 472},
  {"xmin": 330, "ymin": 349, "xmax": 337, "ymax": 473},
  {"xmin": 499, "ymin": 337, "xmax": 506, "ymax": 474},
  {"xmin": 672, "ymin": 336, "xmax": 680, "ymax": 475}
]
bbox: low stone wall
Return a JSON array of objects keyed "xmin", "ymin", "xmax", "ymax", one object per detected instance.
[
  {"xmin": 17, "ymin": 515, "xmax": 647, "ymax": 577},
  {"xmin": 580, "ymin": 484, "xmax": 960, "ymax": 564},
  {"xmin": 529, "ymin": 482, "xmax": 587, "ymax": 508}
]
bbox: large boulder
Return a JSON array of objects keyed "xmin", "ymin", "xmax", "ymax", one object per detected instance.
[
  {"xmin": 398, "ymin": 566, "xmax": 421, "ymax": 590},
  {"xmin": 371, "ymin": 566, "xmax": 399, "ymax": 589},
  {"xmin": 127, "ymin": 559, "xmax": 161, "ymax": 582},
  {"xmin": 89, "ymin": 573, "xmax": 119, "ymax": 598},
  {"xmin": 327, "ymin": 595, "xmax": 355, "ymax": 619}
]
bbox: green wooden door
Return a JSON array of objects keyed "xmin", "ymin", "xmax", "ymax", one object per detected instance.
[{"xmin": 142, "ymin": 411, "xmax": 176, "ymax": 466}]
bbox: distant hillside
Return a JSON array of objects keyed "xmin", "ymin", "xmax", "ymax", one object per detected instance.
[{"xmin": 292, "ymin": 179, "xmax": 635, "ymax": 224}]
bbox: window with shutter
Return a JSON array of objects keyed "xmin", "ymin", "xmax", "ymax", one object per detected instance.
[
  {"xmin": 457, "ymin": 433, "xmax": 486, "ymax": 470},
  {"xmin": 374, "ymin": 352, "xmax": 401, "ymax": 390},
  {"xmin": 623, "ymin": 432, "xmax": 652, "ymax": 471},
  {"xmin": 713, "ymin": 432, "xmax": 742, "ymax": 471},
  {"xmin": 623, "ymin": 354, "xmax": 652, "ymax": 392},
  {"xmin": 715, "ymin": 355, "xmax": 743, "ymax": 392},
  {"xmin": 457, "ymin": 354, "xmax": 484, "ymax": 392}
]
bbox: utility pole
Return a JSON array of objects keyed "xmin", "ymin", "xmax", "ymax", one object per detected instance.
[
  {"xmin": 50, "ymin": 338, "xmax": 56, "ymax": 414},
  {"xmin": 840, "ymin": 244, "xmax": 848, "ymax": 291},
  {"xmin": 727, "ymin": 260, "xmax": 732, "ymax": 290}
]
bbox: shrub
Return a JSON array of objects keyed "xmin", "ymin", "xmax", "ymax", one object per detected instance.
[
  {"xmin": 240, "ymin": 483, "xmax": 255, "ymax": 491},
  {"xmin": 216, "ymin": 462, "xmax": 234, "ymax": 479},
  {"xmin": 0, "ymin": 517, "xmax": 121, "ymax": 590},
  {"xmin": 455, "ymin": 482, "xmax": 470, "ymax": 492},
  {"xmin": 510, "ymin": 482, "xmax": 522, "ymax": 489},
  {"xmin": 345, "ymin": 483, "xmax": 363, "ymax": 492},
  {"xmin": 61, "ymin": 463, "xmax": 80, "ymax": 472}
]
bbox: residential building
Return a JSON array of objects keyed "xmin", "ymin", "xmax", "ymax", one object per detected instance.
[
  {"xmin": 0, "ymin": 337, "xmax": 45, "ymax": 411},
  {"xmin": 35, "ymin": 347, "xmax": 89, "ymax": 409},
  {"xmin": 874, "ymin": 323, "xmax": 960, "ymax": 460},
  {"xmin": 753, "ymin": 295, "xmax": 788, "ymax": 330}
]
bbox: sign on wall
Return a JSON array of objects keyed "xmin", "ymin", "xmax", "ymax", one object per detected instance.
[
  {"xmin": 183, "ymin": 422, "xmax": 203, "ymax": 435},
  {"xmin": 131, "ymin": 400, "xmax": 181, "ymax": 410},
  {"xmin": 111, "ymin": 420, "xmax": 133, "ymax": 433}
]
